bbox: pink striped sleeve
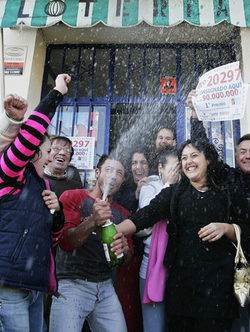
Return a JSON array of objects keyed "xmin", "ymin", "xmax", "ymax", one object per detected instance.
[
  {"xmin": 24, "ymin": 119, "xmax": 48, "ymax": 136},
  {"xmin": 0, "ymin": 156, "xmax": 25, "ymax": 178},
  {"xmin": 6, "ymin": 149, "xmax": 28, "ymax": 169},
  {"xmin": 0, "ymin": 98, "xmax": 53, "ymax": 197},
  {"xmin": 32, "ymin": 110, "xmax": 50, "ymax": 124},
  {"xmin": 13, "ymin": 137, "xmax": 37, "ymax": 157},
  {"xmin": 0, "ymin": 187, "xmax": 21, "ymax": 196}
]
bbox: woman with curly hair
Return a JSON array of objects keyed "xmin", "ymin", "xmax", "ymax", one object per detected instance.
[{"xmin": 113, "ymin": 139, "xmax": 249, "ymax": 332}]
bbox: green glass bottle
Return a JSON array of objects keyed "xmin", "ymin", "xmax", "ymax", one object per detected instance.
[{"xmin": 101, "ymin": 219, "xmax": 124, "ymax": 267}]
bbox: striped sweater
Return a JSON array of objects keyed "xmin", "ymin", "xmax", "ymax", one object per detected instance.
[
  {"xmin": 0, "ymin": 89, "xmax": 63, "ymax": 197},
  {"xmin": 0, "ymin": 89, "xmax": 64, "ymax": 293}
]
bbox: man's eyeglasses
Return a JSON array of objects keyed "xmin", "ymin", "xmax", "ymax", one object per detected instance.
[{"xmin": 51, "ymin": 146, "xmax": 72, "ymax": 154}]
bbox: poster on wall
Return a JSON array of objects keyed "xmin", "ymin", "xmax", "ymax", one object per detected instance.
[
  {"xmin": 4, "ymin": 46, "xmax": 27, "ymax": 75},
  {"xmin": 192, "ymin": 61, "xmax": 248, "ymax": 121},
  {"xmin": 160, "ymin": 77, "xmax": 177, "ymax": 95},
  {"xmin": 68, "ymin": 136, "xmax": 95, "ymax": 170}
]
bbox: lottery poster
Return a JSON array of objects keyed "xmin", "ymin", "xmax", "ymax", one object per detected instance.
[
  {"xmin": 68, "ymin": 136, "xmax": 95, "ymax": 170},
  {"xmin": 192, "ymin": 61, "xmax": 248, "ymax": 122}
]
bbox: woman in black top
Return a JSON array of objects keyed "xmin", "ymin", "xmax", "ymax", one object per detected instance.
[{"xmin": 114, "ymin": 139, "xmax": 249, "ymax": 332}]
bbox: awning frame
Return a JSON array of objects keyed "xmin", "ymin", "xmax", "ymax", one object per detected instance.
[{"xmin": 1, "ymin": 0, "xmax": 250, "ymax": 29}]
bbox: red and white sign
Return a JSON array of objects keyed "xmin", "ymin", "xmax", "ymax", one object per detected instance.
[
  {"xmin": 4, "ymin": 46, "xmax": 27, "ymax": 75},
  {"xmin": 160, "ymin": 77, "xmax": 177, "ymax": 95},
  {"xmin": 68, "ymin": 136, "xmax": 95, "ymax": 170},
  {"xmin": 192, "ymin": 61, "xmax": 248, "ymax": 121}
]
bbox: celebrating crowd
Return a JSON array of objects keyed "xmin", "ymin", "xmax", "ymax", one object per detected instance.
[{"xmin": 0, "ymin": 74, "xmax": 249, "ymax": 332}]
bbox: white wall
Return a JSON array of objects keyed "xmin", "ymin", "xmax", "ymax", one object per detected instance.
[
  {"xmin": 240, "ymin": 28, "xmax": 250, "ymax": 136},
  {"xmin": 27, "ymin": 29, "xmax": 46, "ymax": 113},
  {"xmin": 0, "ymin": 30, "xmax": 5, "ymax": 110},
  {"xmin": 2, "ymin": 28, "xmax": 46, "ymax": 116}
]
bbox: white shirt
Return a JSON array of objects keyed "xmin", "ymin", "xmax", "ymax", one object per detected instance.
[{"xmin": 138, "ymin": 175, "xmax": 169, "ymax": 279}]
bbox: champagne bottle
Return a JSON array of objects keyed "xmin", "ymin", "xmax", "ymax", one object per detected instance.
[{"xmin": 101, "ymin": 219, "xmax": 124, "ymax": 267}]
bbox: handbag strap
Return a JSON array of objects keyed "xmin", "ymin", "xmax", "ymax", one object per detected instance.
[{"xmin": 232, "ymin": 223, "xmax": 248, "ymax": 265}]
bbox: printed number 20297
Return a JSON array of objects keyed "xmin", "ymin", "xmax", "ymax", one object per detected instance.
[{"xmin": 207, "ymin": 68, "xmax": 241, "ymax": 86}]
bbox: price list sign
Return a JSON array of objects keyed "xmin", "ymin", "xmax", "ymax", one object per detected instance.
[
  {"xmin": 192, "ymin": 61, "xmax": 248, "ymax": 122},
  {"xmin": 68, "ymin": 136, "xmax": 95, "ymax": 170}
]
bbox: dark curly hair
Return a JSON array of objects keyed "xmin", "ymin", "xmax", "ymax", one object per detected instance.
[{"xmin": 178, "ymin": 139, "xmax": 228, "ymax": 188}]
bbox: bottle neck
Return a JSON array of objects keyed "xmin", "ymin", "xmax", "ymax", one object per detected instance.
[{"xmin": 102, "ymin": 219, "xmax": 113, "ymax": 227}]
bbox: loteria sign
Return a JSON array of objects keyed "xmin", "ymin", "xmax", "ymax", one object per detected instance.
[{"xmin": 1, "ymin": 0, "xmax": 250, "ymax": 28}]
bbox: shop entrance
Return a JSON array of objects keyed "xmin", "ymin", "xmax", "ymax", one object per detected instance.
[
  {"xmin": 43, "ymin": 42, "xmax": 237, "ymax": 171},
  {"xmin": 109, "ymin": 103, "xmax": 176, "ymax": 154}
]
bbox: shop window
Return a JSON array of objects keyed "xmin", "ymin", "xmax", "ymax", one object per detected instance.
[
  {"xmin": 64, "ymin": 48, "xmax": 79, "ymax": 97},
  {"xmin": 181, "ymin": 48, "xmax": 195, "ymax": 96},
  {"xmin": 93, "ymin": 49, "xmax": 110, "ymax": 97},
  {"xmin": 130, "ymin": 48, "xmax": 144, "ymax": 97},
  {"xmin": 113, "ymin": 48, "xmax": 129, "ymax": 98},
  {"xmin": 77, "ymin": 48, "xmax": 94, "ymax": 97},
  {"xmin": 74, "ymin": 106, "xmax": 91, "ymax": 137},
  {"xmin": 145, "ymin": 48, "xmax": 160, "ymax": 97},
  {"xmin": 161, "ymin": 48, "xmax": 177, "ymax": 77},
  {"xmin": 44, "ymin": 43, "xmax": 237, "ymax": 171},
  {"xmin": 91, "ymin": 105, "xmax": 107, "ymax": 163},
  {"xmin": 49, "ymin": 105, "xmax": 74, "ymax": 136},
  {"xmin": 110, "ymin": 103, "xmax": 176, "ymax": 158}
]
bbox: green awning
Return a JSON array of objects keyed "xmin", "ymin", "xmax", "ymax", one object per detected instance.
[{"xmin": 1, "ymin": 0, "xmax": 250, "ymax": 29}]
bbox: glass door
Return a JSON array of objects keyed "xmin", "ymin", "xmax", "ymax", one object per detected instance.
[
  {"xmin": 49, "ymin": 102, "xmax": 110, "ymax": 187},
  {"xmin": 109, "ymin": 102, "xmax": 176, "ymax": 159}
]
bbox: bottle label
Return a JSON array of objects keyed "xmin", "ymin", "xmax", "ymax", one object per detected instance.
[{"xmin": 103, "ymin": 243, "xmax": 111, "ymax": 262}]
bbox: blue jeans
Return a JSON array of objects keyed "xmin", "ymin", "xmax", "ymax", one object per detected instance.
[
  {"xmin": 50, "ymin": 279, "xmax": 127, "ymax": 332},
  {"xmin": 140, "ymin": 278, "xmax": 167, "ymax": 332},
  {"xmin": 0, "ymin": 286, "xmax": 44, "ymax": 332}
]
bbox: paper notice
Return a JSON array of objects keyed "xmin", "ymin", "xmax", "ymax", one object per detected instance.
[{"xmin": 192, "ymin": 61, "xmax": 248, "ymax": 122}]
